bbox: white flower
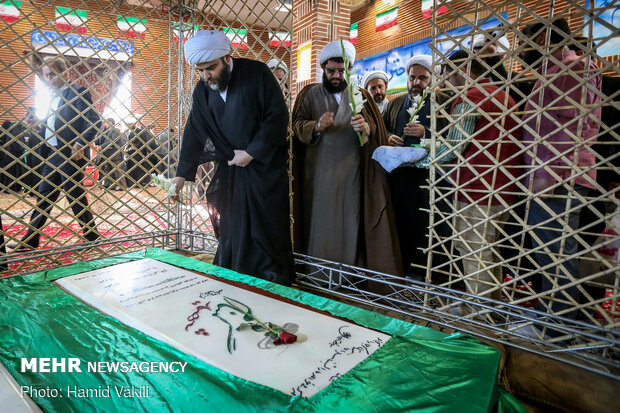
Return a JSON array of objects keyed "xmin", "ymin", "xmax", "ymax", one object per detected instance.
[
  {"xmin": 151, "ymin": 173, "xmax": 177, "ymax": 197},
  {"xmin": 351, "ymin": 92, "xmax": 366, "ymax": 114},
  {"xmin": 419, "ymin": 138, "xmax": 441, "ymax": 152}
]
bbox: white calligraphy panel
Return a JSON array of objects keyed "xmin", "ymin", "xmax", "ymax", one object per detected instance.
[{"xmin": 56, "ymin": 259, "xmax": 390, "ymax": 397}]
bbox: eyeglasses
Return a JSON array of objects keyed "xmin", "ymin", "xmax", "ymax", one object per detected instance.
[{"xmin": 325, "ymin": 68, "xmax": 345, "ymax": 75}]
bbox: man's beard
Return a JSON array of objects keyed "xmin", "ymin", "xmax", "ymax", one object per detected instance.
[
  {"xmin": 206, "ymin": 59, "xmax": 231, "ymax": 92},
  {"xmin": 373, "ymin": 93, "xmax": 385, "ymax": 103},
  {"xmin": 408, "ymin": 86, "xmax": 422, "ymax": 99},
  {"xmin": 322, "ymin": 72, "xmax": 347, "ymax": 94}
]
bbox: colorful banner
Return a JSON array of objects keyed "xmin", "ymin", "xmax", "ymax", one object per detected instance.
[
  {"xmin": 584, "ymin": 0, "xmax": 620, "ymax": 57},
  {"xmin": 269, "ymin": 31, "xmax": 291, "ymax": 47},
  {"xmin": 31, "ymin": 30, "xmax": 135, "ymax": 56},
  {"xmin": 350, "ymin": 23, "xmax": 358, "ymax": 44},
  {"xmin": 117, "ymin": 16, "xmax": 146, "ymax": 39},
  {"xmin": 376, "ymin": 7, "xmax": 398, "ymax": 32},
  {"xmin": 55, "ymin": 7, "xmax": 87, "ymax": 34},
  {"xmin": 354, "ymin": 14, "xmax": 506, "ymax": 95},
  {"xmin": 224, "ymin": 27, "xmax": 248, "ymax": 49},
  {"xmin": 421, "ymin": 0, "xmax": 452, "ymax": 19},
  {"xmin": 0, "ymin": 0, "xmax": 20, "ymax": 23},
  {"xmin": 172, "ymin": 23, "xmax": 198, "ymax": 43}
]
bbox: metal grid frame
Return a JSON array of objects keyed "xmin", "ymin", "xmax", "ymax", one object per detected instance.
[{"xmin": 1, "ymin": 0, "xmax": 618, "ymax": 379}]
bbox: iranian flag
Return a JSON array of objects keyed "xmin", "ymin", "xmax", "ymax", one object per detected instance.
[
  {"xmin": 0, "ymin": 1, "xmax": 21, "ymax": 23},
  {"xmin": 269, "ymin": 31, "xmax": 290, "ymax": 47},
  {"xmin": 375, "ymin": 7, "xmax": 398, "ymax": 32},
  {"xmin": 224, "ymin": 27, "xmax": 248, "ymax": 49},
  {"xmin": 118, "ymin": 16, "xmax": 146, "ymax": 39},
  {"xmin": 55, "ymin": 7, "xmax": 87, "ymax": 34},
  {"xmin": 421, "ymin": 0, "xmax": 451, "ymax": 19},
  {"xmin": 350, "ymin": 23, "xmax": 358, "ymax": 45}
]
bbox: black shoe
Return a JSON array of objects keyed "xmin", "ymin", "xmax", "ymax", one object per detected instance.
[
  {"xmin": 84, "ymin": 230, "xmax": 101, "ymax": 242},
  {"xmin": 7, "ymin": 242, "xmax": 36, "ymax": 253}
]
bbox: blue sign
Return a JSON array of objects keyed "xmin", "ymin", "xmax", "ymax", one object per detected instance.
[
  {"xmin": 353, "ymin": 14, "xmax": 507, "ymax": 95},
  {"xmin": 585, "ymin": 0, "xmax": 620, "ymax": 57},
  {"xmin": 31, "ymin": 30, "xmax": 135, "ymax": 56}
]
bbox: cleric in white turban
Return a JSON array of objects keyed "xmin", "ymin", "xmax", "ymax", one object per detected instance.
[
  {"xmin": 184, "ymin": 30, "xmax": 231, "ymax": 66},
  {"xmin": 406, "ymin": 54, "xmax": 434, "ymax": 74},
  {"xmin": 173, "ymin": 29, "xmax": 294, "ymax": 286},
  {"xmin": 319, "ymin": 39, "xmax": 356, "ymax": 66},
  {"xmin": 266, "ymin": 58, "xmax": 288, "ymax": 82},
  {"xmin": 361, "ymin": 70, "xmax": 390, "ymax": 113}
]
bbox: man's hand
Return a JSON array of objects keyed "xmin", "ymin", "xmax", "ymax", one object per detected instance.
[
  {"xmin": 171, "ymin": 177, "xmax": 186, "ymax": 203},
  {"xmin": 315, "ymin": 112, "xmax": 334, "ymax": 132},
  {"xmin": 388, "ymin": 135, "xmax": 404, "ymax": 146},
  {"xmin": 531, "ymin": 177, "xmax": 555, "ymax": 198},
  {"xmin": 71, "ymin": 143, "xmax": 85, "ymax": 161},
  {"xmin": 403, "ymin": 123, "xmax": 425, "ymax": 138},
  {"xmin": 350, "ymin": 114, "xmax": 366, "ymax": 133},
  {"xmin": 228, "ymin": 149, "xmax": 254, "ymax": 167}
]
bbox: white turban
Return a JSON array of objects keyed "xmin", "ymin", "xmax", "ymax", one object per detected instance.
[
  {"xmin": 406, "ymin": 54, "xmax": 434, "ymax": 74},
  {"xmin": 267, "ymin": 58, "xmax": 288, "ymax": 72},
  {"xmin": 184, "ymin": 30, "xmax": 231, "ymax": 66},
  {"xmin": 361, "ymin": 70, "xmax": 389, "ymax": 89},
  {"xmin": 319, "ymin": 40, "xmax": 356, "ymax": 65},
  {"xmin": 471, "ymin": 34, "xmax": 510, "ymax": 53}
]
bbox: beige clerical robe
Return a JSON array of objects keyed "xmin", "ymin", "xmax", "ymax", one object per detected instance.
[{"xmin": 292, "ymin": 84, "xmax": 403, "ymax": 284}]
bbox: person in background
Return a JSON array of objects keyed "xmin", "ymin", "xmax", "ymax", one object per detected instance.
[
  {"xmin": 361, "ymin": 70, "xmax": 390, "ymax": 114},
  {"xmin": 266, "ymin": 58, "xmax": 290, "ymax": 100},
  {"xmin": 11, "ymin": 56, "xmax": 100, "ymax": 251}
]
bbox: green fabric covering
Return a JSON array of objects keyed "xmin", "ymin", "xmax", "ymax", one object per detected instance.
[{"xmin": 0, "ymin": 248, "xmax": 525, "ymax": 412}]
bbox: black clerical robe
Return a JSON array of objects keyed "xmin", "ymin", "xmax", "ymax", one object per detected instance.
[{"xmin": 176, "ymin": 58, "xmax": 293, "ymax": 286}]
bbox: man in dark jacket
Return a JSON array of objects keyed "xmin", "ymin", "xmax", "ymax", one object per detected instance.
[{"xmin": 14, "ymin": 56, "xmax": 100, "ymax": 250}]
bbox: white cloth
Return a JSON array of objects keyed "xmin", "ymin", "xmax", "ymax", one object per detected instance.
[
  {"xmin": 219, "ymin": 59, "xmax": 234, "ymax": 102},
  {"xmin": 471, "ymin": 34, "xmax": 510, "ymax": 53},
  {"xmin": 184, "ymin": 30, "xmax": 231, "ymax": 65},
  {"xmin": 371, "ymin": 146, "xmax": 428, "ymax": 173},
  {"xmin": 320, "ymin": 40, "xmax": 356, "ymax": 65},
  {"xmin": 361, "ymin": 70, "xmax": 389, "ymax": 89},
  {"xmin": 406, "ymin": 54, "xmax": 434, "ymax": 74},
  {"xmin": 45, "ymin": 90, "xmax": 64, "ymax": 146},
  {"xmin": 266, "ymin": 58, "xmax": 287, "ymax": 72}
]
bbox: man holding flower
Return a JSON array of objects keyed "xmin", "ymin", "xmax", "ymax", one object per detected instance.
[
  {"xmin": 291, "ymin": 40, "xmax": 402, "ymax": 286},
  {"xmin": 383, "ymin": 55, "xmax": 450, "ymax": 282},
  {"xmin": 172, "ymin": 30, "xmax": 293, "ymax": 286}
]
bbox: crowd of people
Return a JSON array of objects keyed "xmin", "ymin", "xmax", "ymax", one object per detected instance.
[{"xmin": 1, "ymin": 18, "xmax": 617, "ymax": 332}]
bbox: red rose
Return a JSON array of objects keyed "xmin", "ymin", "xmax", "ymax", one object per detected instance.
[{"xmin": 273, "ymin": 330, "xmax": 297, "ymax": 345}]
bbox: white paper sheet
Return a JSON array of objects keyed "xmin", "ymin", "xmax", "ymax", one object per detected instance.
[{"xmin": 56, "ymin": 259, "xmax": 390, "ymax": 397}]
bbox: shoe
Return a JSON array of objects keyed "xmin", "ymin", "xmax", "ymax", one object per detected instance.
[
  {"xmin": 7, "ymin": 242, "xmax": 36, "ymax": 253},
  {"xmin": 448, "ymin": 305, "xmax": 463, "ymax": 317},
  {"xmin": 83, "ymin": 230, "xmax": 101, "ymax": 242},
  {"xmin": 508, "ymin": 322, "xmax": 550, "ymax": 340}
]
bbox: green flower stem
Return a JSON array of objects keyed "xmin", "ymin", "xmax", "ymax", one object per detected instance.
[
  {"xmin": 341, "ymin": 39, "xmax": 364, "ymax": 147},
  {"xmin": 400, "ymin": 86, "xmax": 430, "ymax": 140},
  {"xmin": 223, "ymin": 297, "xmax": 281, "ymax": 336}
]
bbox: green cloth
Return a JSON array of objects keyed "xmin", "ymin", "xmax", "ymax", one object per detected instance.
[{"xmin": 0, "ymin": 248, "xmax": 525, "ymax": 412}]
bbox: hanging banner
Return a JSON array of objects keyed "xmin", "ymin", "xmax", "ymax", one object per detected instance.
[
  {"xmin": 55, "ymin": 7, "xmax": 87, "ymax": 34},
  {"xmin": 117, "ymin": 16, "xmax": 146, "ymax": 39},
  {"xmin": 224, "ymin": 27, "xmax": 248, "ymax": 49},
  {"xmin": 421, "ymin": 0, "xmax": 452, "ymax": 19},
  {"xmin": 376, "ymin": 7, "xmax": 398, "ymax": 32},
  {"xmin": 350, "ymin": 23, "xmax": 358, "ymax": 44},
  {"xmin": 0, "ymin": 0, "xmax": 21, "ymax": 23},
  {"xmin": 584, "ymin": 0, "xmax": 620, "ymax": 57},
  {"xmin": 269, "ymin": 31, "xmax": 291, "ymax": 47},
  {"xmin": 354, "ymin": 14, "xmax": 506, "ymax": 95},
  {"xmin": 172, "ymin": 22, "xmax": 198, "ymax": 43}
]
